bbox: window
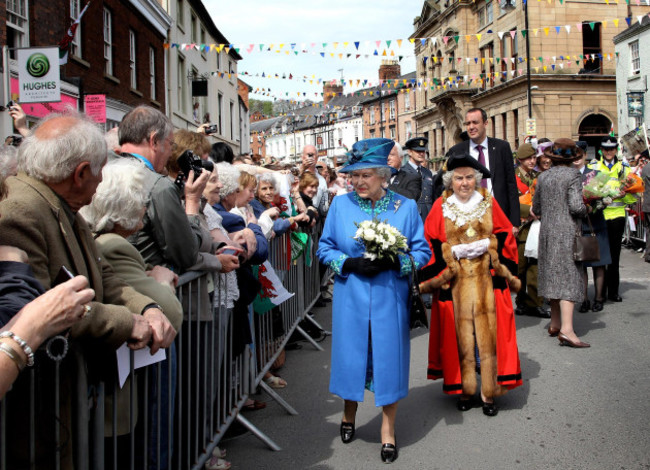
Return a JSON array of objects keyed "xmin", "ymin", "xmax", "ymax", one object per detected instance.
[
  {"xmin": 480, "ymin": 43, "xmax": 495, "ymax": 88},
  {"xmin": 200, "ymin": 27, "xmax": 206, "ymax": 57},
  {"xmin": 631, "ymin": 41, "xmax": 640, "ymax": 75},
  {"xmin": 129, "ymin": 30, "xmax": 137, "ymax": 89},
  {"xmin": 149, "ymin": 47, "xmax": 156, "ymax": 100},
  {"xmin": 216, "ymin": 51, "xmax": 221, "ymax": 70},
  {"xmin": 354, "ymin": 125, "xmax": 359, "ymax": 142},
  {"xmin": 177, "ymin": 55, "xmax": 186, "ymax": 113},
  {"xmin": 582, "ymin": 21, "xmax": 602, "ymax": 74},
  {"xmin": 389, "ymin": 100, "xmax": 396, "ymax": 120},
  {"xmin": 404, "ymin": 91, "xmax": 411, "ymax": 110},
  {"xmin": 176, "ymin": 0, "xmax": 184, "ymax": 28},
  {"xmin": 218, "ymin": 93, "xmax": 224, "ymax": 136},
  {"xmin": 381, "ymin": 102, "xmax": 386, "ymax": 120},
  {"xmin": 103, "ymin": 8, "xmax": 113, "ymax": 75},
  {"xmin": 369, "ymin": 128, "xmax": 376, "ymax": 138},
  {"xmin": 486, "ymin": 1, "xmax": 493, "ymax": 23},
  {"xmin": 502, "ymin": 113, "xmax": 507, "ymax": 140},
  {"xmin": 390, "ymin": 127, "xmax": 396, "ymax": 139},
  {"xmin": 513, "ymin": 109, "xmax": 519, "ymax": 148},
  {"xmin": 6, "ymin": 0, "xmax": 28, "ymax": 59},
  {"xmin": 190, "ymin": 14, "xmax": 197, "ymax": 44},
  {"xmin": 230, "ymin": 101, "xmax": 235, "ymax": 140},
  {"xmin": 369, "ymin": 106, "xmax": 375, "ymax": 125},
  {"xmin": 478, "ymin": 7, "xmax": 486, "ymax": 27},
  {"xmin": 405, "ymin": 121, "xmax": 412, "ymax": 139},
  {"xmin": 328, "ymin": 131, "xmax": 335, "ymax": 148},
  {"xmin": 70, "ymin": 0, "xmax": 81, "ymax": 57},
  {"xmin": 500, "ymin": 34, "xmax": 508, "ymax": 75}
]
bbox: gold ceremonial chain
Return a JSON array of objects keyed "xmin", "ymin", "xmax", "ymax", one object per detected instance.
[{"xmin": 442, "ymin": 197, "xmax": 491, "ymax": 229}]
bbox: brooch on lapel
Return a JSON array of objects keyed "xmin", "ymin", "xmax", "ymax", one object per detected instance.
[{"xmin": 394, "ymin": 199, "xmax": 402, "ymax": 213}]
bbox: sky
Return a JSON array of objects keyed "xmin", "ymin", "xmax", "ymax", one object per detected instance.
[{"xmin": 201, "ymin": 0, "xmax": 425, "ymax": 103}]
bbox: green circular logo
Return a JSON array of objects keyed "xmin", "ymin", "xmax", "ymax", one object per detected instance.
[{"xmin": 26, "ymin": 53, "xmax": 50, "ymax": 78}]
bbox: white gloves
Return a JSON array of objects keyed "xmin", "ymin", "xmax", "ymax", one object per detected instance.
[{"xmin": 451, "ymin": 238, "xmax": 490, "ymax": 260}]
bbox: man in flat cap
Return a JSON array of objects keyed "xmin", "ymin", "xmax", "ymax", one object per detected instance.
[{"xmin": 401, "ymin": 137, "xmax": 434, "ymax": 221}]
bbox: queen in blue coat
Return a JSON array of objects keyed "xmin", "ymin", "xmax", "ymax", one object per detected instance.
[{"xmin": 317, "ymin": 138, "xmax": 430, "ymax": 464}]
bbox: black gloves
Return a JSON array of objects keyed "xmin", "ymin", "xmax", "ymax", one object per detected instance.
[{"xmin": 342, "ymin": 256, "xmax": 400, "ymax": 277}]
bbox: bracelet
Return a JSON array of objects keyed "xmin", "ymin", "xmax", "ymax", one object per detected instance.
[
  {"xmin": 0, "ymin": 331, "xmax": 34, "ymax": 367},
  {"xmin": 0, "ymin": 340, "xmax": 26, "ymax": 371}
]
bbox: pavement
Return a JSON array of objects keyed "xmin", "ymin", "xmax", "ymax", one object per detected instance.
[{"xmin": 220, "ymin": 246, "xmax": 650, "ymax": 470}]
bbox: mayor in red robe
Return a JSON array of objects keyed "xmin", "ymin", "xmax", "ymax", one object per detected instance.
[{"xmin": 419, "ymin": 153, "xmax": 523, "ymax": 417}]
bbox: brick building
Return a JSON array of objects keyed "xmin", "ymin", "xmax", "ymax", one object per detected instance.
[{"xmin": 1, "ymin": 0, "xmax": 171, "ymax": 134}]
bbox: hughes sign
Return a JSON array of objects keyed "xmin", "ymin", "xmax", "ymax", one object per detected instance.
[{"xmin": 17, "ymin": 47, "xmax": 61, "ymax": 104}]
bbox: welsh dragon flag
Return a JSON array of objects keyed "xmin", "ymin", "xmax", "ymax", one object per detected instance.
[{"xmin": 59, "ymin": 2, "xmax": 90, "ymax": 65}]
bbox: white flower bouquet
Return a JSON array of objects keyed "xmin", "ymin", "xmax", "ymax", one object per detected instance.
[{"xmin": 353, "ymin": 218, "xmax": 408, "ymax": 262}]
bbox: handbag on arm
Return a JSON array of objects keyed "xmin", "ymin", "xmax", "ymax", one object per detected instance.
[
  {"xmin": 573, "ymin": 215, "xmax": 600, "ymax": 262},
  {"xmin": 407, "ymin": 254, "xmax": 429, "ymax": 329}
]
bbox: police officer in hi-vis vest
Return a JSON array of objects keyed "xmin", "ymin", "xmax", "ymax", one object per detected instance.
[{"xmin": 589, "ymin": 136, "xmax": 636, "ymax": 302}]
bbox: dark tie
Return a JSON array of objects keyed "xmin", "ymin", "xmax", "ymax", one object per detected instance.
[
  {"xmin": 477, "ymin": 145, "xmax": 488, "ymax": 188},
  {"xmin": 417, "ymin": 166, "xmax": 422, "ymax": 176}
]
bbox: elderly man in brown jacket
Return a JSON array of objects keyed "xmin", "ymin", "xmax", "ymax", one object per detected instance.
[{"xmin": 0, "ymin": 112, "xmax": 175, "ymax": 469}]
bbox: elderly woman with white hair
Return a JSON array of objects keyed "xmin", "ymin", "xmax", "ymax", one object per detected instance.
[
  {"xmin": 420, "ymin": 153, "xmax": 522, "ymax": 417},
  {"xmin": 317, "ymin": 138, "xmax": 430, "ymax": 463},
  {"xmin": 80, "ymin": 159, "xmax": 182, "ymax": 326}
]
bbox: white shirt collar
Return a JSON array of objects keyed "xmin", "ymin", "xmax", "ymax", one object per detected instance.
[
  {"xmin": 471, "ymin": 137, "xmax": 488, "ymax": 150},
  {"xmin": 448, "ymin": 191, "xmax": 484, "ymax": 209}
]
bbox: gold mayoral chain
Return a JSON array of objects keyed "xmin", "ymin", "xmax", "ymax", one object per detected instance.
[{"xmin": 442, "ymin": 198, "xmax": 491, "ymax": 237}]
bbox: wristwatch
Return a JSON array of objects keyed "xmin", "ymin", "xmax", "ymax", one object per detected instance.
[{"xmin": 142, "ymin": 303, "xmax": 164, "ymax": 315}]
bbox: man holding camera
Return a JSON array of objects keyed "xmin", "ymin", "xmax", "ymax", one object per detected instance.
[{"xmin": 118, "ymin": 105, "xmax": 209, "ymax": 272}]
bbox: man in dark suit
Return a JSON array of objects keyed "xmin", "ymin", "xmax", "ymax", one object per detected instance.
[
  {"xmin": 387, "ymin": 141, "xmax": 421, "ymax": 201},
  {"xmin": 401, "ymin": 137, "xmax": 434, "ymax": 222},
  {"xmin": 448, "ymin": 108, "xmax": 520, "ymax": 233}
]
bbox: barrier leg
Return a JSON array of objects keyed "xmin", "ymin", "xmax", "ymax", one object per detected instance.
[
  {"xmin": 303, "ymin": 313, "xmax": 331, "ymax": 336},
  {"xmin": 259, "ymin": 381, "xmax": 298, "ymax": 416},
  {"xmin": 294, "ymin": 324, "xmax": 325, "ymax": 351},
  {"xmin": 235, "ymin": 413, "xmax": 282, "ymax": 451}
]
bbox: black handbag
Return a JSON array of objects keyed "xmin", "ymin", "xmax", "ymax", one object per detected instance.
[
  {"xmin": 574, "ymin": 216, "xmax": 600, "ymax": 262},
  {"xmin": 408, "ymin": 255, "xmax": 429, "ymax": 329}
]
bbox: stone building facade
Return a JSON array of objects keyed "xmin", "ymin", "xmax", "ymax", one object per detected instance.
[{"xmin": 411, "ymin": 0, "xmax": 650, "ymax": 167}]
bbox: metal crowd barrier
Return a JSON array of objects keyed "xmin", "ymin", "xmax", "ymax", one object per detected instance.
[
  {"xmin": 0, "ymin": 227, "xmax": 324, "ymax": 470},
  {"xmin": 624, "ymin": 199, "xmax": 646, "ymax": 245}
]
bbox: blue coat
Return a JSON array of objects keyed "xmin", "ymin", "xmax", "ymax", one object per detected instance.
[{"xmin": 317, "ymin": 190, "xmax": 430, "ymax": 406}]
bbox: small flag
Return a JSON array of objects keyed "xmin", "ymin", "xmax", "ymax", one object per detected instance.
[{"xmin": 59, "ymin": 2, "xmax": 90, "ymax": 65}]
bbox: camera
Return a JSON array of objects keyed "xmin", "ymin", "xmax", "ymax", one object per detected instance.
[
  {"xmin": 177, "ymin": 150, "xmax": 214, "ymax": 179},
  {"xmin": 2, "ymin": 101, "xmax": 15, "ymax": 112},
  {"xmin": 204, "ymin": 124, "xmax": 218, "ymax": 135}
]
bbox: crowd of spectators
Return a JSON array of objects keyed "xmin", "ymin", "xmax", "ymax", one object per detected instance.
[{"xmin": 0, "ymin": 102, "xmax": 647, "ymax": 468}]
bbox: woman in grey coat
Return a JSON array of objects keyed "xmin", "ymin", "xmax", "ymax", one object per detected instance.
[{"xmin": 532, "ymin": 139, "xmax": 590, "ymax": 348}]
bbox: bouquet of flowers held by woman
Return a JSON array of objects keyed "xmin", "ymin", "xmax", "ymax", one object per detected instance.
[
  {"xmin": 354, "ymin": 218, "xmax": 408, "ymax": 262},
  {"xmin": 582, "ymin": 172, "xmax": 621, "ymax": 211}
]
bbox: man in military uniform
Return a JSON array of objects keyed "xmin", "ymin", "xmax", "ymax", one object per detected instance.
[
  {"xmin": 589, "ymin": 136, "xmax": 636, "ymax": 302},
  {"xmin": 401, "ymin": 137, "xmax": 433, "ymax": 222},
  {"xmin": 513, "ymin": 143, "xmax": 549, "ymax": 318}
]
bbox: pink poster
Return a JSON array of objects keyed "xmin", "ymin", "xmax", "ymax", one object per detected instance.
[
  {"xmin": 10, "ymin": 77, "xmax": 78, "ymax": 118},
  {"xmin": 84, "ymin": 94, "xmax": 106, "ymax": 123}
]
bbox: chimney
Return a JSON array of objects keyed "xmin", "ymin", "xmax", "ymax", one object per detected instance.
[
  {"xmin": 379, "ymin": 60, "xmax": 401, "ymax": 81},
  {"xmin": 323, "ymin": 82, "xmax": 344, "ymax": 106}
]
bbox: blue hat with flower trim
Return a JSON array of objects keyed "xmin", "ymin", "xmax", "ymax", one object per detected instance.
[{"xmin": 339, "ymin": 138, "xmax": 397, "ymax": 174}]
